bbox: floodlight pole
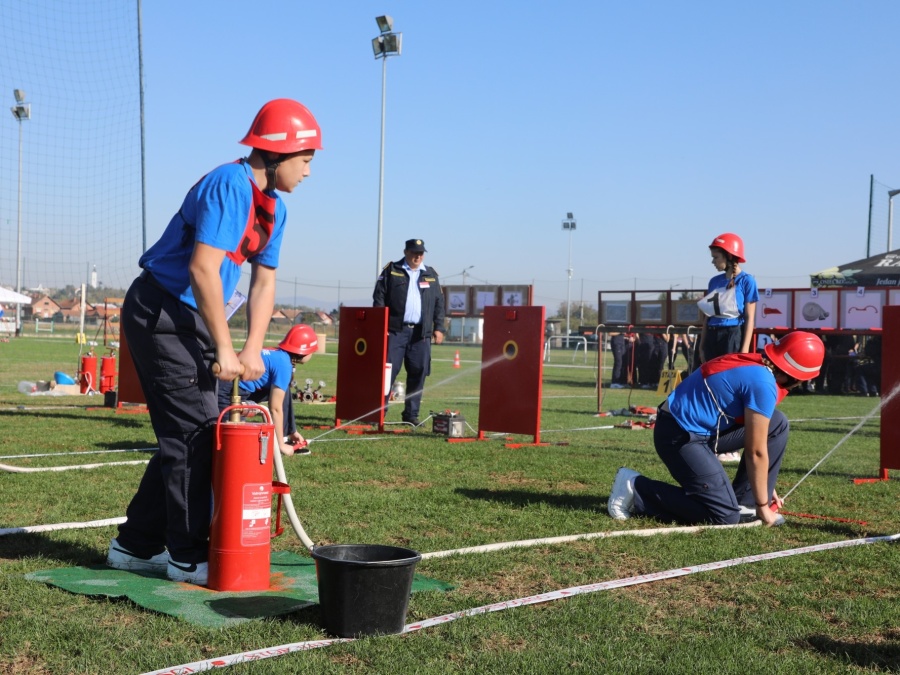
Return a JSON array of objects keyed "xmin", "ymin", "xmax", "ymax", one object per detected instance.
[
  {"xmin": 11, "ymin": 89, "xmax": 31, "ymax": 337},
  {"xmin": 460, "ymin": 265, "xmax": 474, "ymax": 342},
  {"xmin": 888, "ymin": 189, "xmax": 900, "ymax": 252},
  {"xmin": 562, "ymin": 213, "xmax": 577, "ymax": 347},
  {"xmin": 373, "ymin": 16, "xmax": 402, "ymax": 277}
]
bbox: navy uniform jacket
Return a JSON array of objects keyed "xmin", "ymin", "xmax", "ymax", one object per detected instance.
[{"xmin": 373, "ymin": 260, "xmax": 445, "ymax": 338}]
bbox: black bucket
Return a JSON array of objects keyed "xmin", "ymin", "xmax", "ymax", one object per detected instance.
[{"xmin": 311, "ymin": 543, "xmax": 421, "ymax": 638}]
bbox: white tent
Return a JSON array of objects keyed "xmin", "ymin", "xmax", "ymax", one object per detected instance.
[{"xmin": 0, "ymin": 287, "xmax": 32, "ymax": 304}]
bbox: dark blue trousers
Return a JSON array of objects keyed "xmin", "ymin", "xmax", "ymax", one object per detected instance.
[
  {"xmin": 633, "ymin": 408, "xmax": 789, "ymax": 525},
  {"xmin": 703, "ymin": 325, "xmax": 743, "ymax": 361},
  {"xmin": 386, "ymin": 324, "xmax": 431, "ymax": 420},
  {"xmin": 116, "ymin": 274, "xmax": 217, "ymax": 563}
]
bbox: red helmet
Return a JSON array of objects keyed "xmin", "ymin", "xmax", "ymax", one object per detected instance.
[
  {"xmin": 239, "ymin": 99, "xmax": 322, "ymax": 154},
  {"xmin": 764, "ymin": 331, "xmax": 824, "ymax": 381},
  {"xmin": 709, "ymin": 232, "xmax": 746, "ymax": 263},
  {"xmin": 279, "ymin": 324, "xmax": 319, "ymax": 357}
]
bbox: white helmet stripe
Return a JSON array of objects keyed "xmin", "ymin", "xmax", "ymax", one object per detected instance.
[
  {"xmin": 782, "ymin": 351, "xmax": 818, "ymax": 373},
  {"xmin": 296, "ymin": 129, "xmax": 318, "ymax": 139},
  {"xmin": 260, "ymin": 132, "xmax": 288, "ymax": 141}
]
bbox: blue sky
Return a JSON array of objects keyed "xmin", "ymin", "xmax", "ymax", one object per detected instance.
[{"xmin": 4, "ymin": 1, "xmax": 900, "ymax": 312}]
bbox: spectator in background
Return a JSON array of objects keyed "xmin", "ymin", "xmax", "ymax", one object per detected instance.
[
  {"xmin": 609, "ymin": 331, "xmax": 630, "ymax": 389},
  {"xmin": 856, "ymin": 334, "xmax": 881, "ymax": 397},
  {"xmin": 373, "ymin": 238, "xmax": 445, "ymax": 426},
  {"xmin": 636, "ymin": 332, "xmax": 668, "ymax": 390}
]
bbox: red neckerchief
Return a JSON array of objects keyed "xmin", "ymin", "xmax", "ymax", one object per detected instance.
[{"xmin": 226, "ymin": 161, "xmax": 276, "ymax": 266}]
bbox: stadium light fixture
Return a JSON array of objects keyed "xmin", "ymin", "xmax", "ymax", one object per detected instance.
[
  {"xmin": 11, "ymin": 89, "xmax": 31, "ymax": 336},
  {"xmin": 372, "ymin": 15, "xmax": 402, "ymax": 276}
]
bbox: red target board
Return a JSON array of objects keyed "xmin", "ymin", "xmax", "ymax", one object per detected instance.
[
  {"xmin": 335, "ymin": 307, "xmax": 389, "ymax": 428},
  {"xmin": 116, "ymin": 333, "xmax": 146, "ymax": 408},
  {"xmin": 478, "ymin": 306, "xmax": 546, "ymax": 443},
  {"xmin": 878, "ymin": 306, "xmax": 900, "ymax": 479}
]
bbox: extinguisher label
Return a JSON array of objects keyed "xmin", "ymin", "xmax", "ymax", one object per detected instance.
[{"xmin": 241, "ymin": 483, "xmax": 272, "ymax": 546}]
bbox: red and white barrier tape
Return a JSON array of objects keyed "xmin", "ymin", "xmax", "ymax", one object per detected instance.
[{"xmin": 141, "ymin": 532, "xmax": 899, "ymax": 675}]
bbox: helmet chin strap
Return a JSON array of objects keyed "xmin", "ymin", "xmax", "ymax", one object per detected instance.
[
  {"xmin": 262, "ymin": 151, "xmax": 282, "ymax": 191},
  {"xmin": 264, "ymin": 162, "xmax": 280, "ymax": 191}
]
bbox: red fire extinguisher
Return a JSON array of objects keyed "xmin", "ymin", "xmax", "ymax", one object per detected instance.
[
  {"xmin": 79, "ymin": 350, "xmax": 98, "ymax": 395},
  {"xmin": 208, "ymin": 402, "xmax": 290, "ymax": 592},
  {"xmin": 99, "ymin": 349, "xmax": 117, "ymax": 394}
]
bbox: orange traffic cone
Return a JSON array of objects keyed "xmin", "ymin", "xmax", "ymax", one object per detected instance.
[{"xmin": 453, "ymin": 351, "xmax": 461, "ymax": 369}]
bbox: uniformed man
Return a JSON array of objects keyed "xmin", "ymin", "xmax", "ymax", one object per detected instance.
[{"xmin": 373, "ymin": 238, "xmax": 445, "ymax": 425}]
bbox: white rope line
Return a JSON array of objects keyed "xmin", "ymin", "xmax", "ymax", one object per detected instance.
[
  {"xmin": 140, "ymin": 532, "xmax": 900, "ymax": 675},
  {"xmin": 0, "ymin": 447, "xmax": 157, "ymax": 460},
  {"xmin": 0, "ymin": 517, "xmax": 126, "ymax": 537},
  {"xmin": 419, "ymin": 520, "xmax": 761, "ymax": 560},
  {"xmin": 0, "ymin": 460, "xmax": 149, "ymax": 474}
]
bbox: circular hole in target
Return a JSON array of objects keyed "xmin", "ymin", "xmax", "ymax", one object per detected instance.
[
  {"xmin": 503, "ymin": 340, "xmax": 518, "ymax": 360},
  {"xmin": 354, "ymin": 338, "xmax": 367, "ymax": 356}
]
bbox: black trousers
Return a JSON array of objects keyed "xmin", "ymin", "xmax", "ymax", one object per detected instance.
[{"xmin": 116, "ymin": 273, "xmax": 217, "ymax": 564}]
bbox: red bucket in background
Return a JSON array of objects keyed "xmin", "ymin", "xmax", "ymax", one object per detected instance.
[
  {"xmin": 79, "ymin": 354, "xmax": 98, "ymax": 394},
  {"xmin": 99, "ymin": 354, "xmax": 117, "ymax": 393}
]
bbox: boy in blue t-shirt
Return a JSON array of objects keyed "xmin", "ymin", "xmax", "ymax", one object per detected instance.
[
  {"xmin": 107, "ymin": 100, "xmax": 322, "ymax": 586},
  {"xmin": 218, "ymin": 324, "xmax": 319, "ymax": 457}
]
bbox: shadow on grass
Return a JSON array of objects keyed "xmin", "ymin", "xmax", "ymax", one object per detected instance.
[
  {"xmin": 0, "ymin": 533, "xmax": 101, "ymax": 566},
  {"xmin": 800, "ymin": 632, "xmax": 900, "ymax": 671},
  {"xmin": 0, "ymin": 409, "xmax": 150, "ymax": 429},
  {"xmin": 455, "ymin": 487, "xmax": 604, "ymax": 511}
]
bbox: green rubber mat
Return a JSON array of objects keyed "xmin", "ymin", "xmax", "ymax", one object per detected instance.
[{"xmin": 26, "ymin": 550, "xmax": 453, "ymax": 629}]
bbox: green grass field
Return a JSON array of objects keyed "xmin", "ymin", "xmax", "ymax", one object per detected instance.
[{"xmin": 0, "ymin": 335, "xmax": 898, "ymax": 674}]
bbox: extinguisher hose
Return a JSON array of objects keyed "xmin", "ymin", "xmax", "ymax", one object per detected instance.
[
  {"xmin": 213, "ymin": 361, "xmax": 317, "ymax": 551},
  {"xmin": 271, "ymin": 444, "xmax": 316, "ymax": 551}
]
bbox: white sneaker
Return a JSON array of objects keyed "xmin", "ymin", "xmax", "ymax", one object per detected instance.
[
  {"xmin": 737, "ymin": 504, "xmax": 785, "ymax": 526},
  {"xmin": 167, "ymin": 560, "xmax": 208, "ymax": 585},
  {"xmin": 609, "ymin": 383, "xmax": 626, "ymax": 389},
  {"xmin": 608, "ymin": 467, "xmax": 641, "ymax": 520},
  {"xmin": 718, "ymin": 451, "xmax": 742, "ymax": 464},
  {"xmin": 106, "ymin": 538, "xmax": 170, "ymax": 573}
]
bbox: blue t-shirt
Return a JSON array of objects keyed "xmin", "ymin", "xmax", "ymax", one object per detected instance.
[
  {"xmin": 238, "ymin": 349, "xmax": 293, "ymax": 396},
  {"xmin": 667, "ymin": 361, "xmax": 777, "ymax": 436},
  {"xmin": 139, "ymin": 160, "xmax": 287, "ymax": 309},
  {"xmin": 705, "ymin": 271, "xmax": 758, "ymax": 328}
]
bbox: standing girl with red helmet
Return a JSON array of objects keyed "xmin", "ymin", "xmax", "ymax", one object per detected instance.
[
  {"xmin": 607, "ymin": 332, "xmax": 825, "ymax": 527},
  {"xmin": 107, "ymin": 99, "xmax": 322, "ymax": 586},
  {"xmin": 697, "ymin": 232, "xmax": 759, "ymax": 362}
]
